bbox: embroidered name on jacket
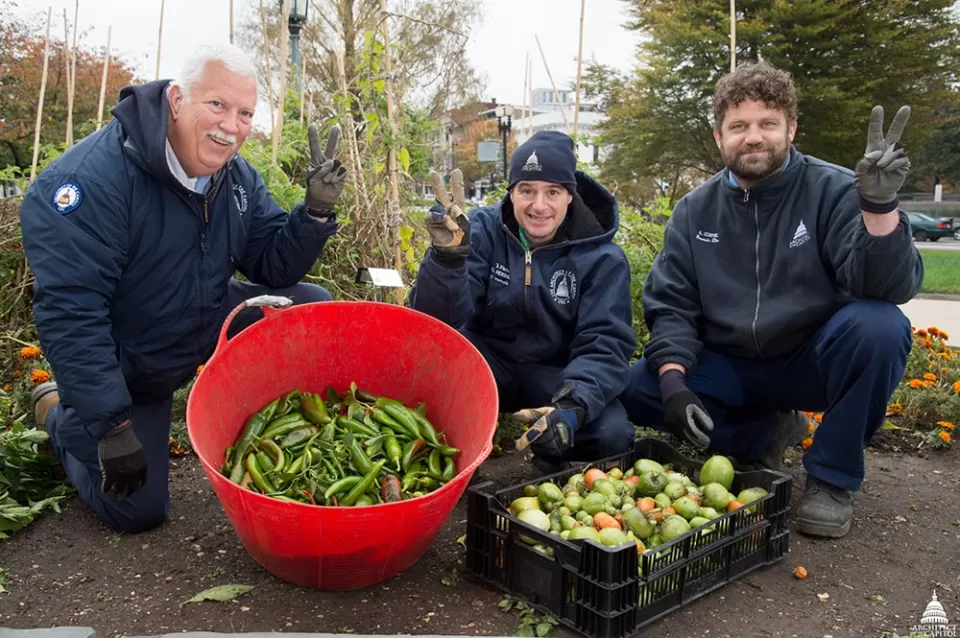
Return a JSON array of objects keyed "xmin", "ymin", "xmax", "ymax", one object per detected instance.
[
  {"xmin": 550, "ymin": 269, "xmax": 577, "ymax": 305},
  {"xmin": 493, "ymin": 262, "xmax": 510, "ymax": 286}
]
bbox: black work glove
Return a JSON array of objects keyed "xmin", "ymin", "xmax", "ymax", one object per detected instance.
[
  {"xmin": 426, "ymin": 169, "xmax": 470, "ymax": 268},
  {"xmin": 512, "ymin": 381, "xmax": 584, "ymax": 459},
  {"xmin": 854, "ymin": 105, "xmax": 912, "ymax": 214},
  {"xmin": 659, "ymin": 369, "xmax": 713, "ymax": 449},
  {"xmin": 98, "ymin": 419, "xmax": 148, "ymax": 500},
  {"xmin": 305, "ymin": 122, "xmax": 347, "ymax": 219}
]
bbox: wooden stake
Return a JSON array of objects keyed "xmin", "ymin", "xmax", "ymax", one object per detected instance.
[
  {"xmin": 30, "ymin": 8, "xmax": 53, "ymax": 183},
  {"xmin": 526, "ymin": 58, "xmax": 532, "ymax": 137},
  {"xmin": 730, "ymin": 0, "xmax": 736, "ymax": 72},
  {"xmin": 229, "ymin": 0, "xmax": 234, "ymax": 44},
  {"xmin": 573, "ymin": 0, "xmax": 585, "ymax": 140},
  {"xmin": 272, "ymin": 0, "xmax": 291, "ymax": 163},
  {"xmin": 299, "ymin": 42, "xmax": 307, "ymax": 125},
  {"xmin": 258, "ymin": 0, "xmax": 276, "ymax": 142},
  {"xmin": 380, "ymin": 0, "xmax": 404, "ymax": 301},
  {"xmin": 155, "ymin": 0, "xmax": 165, "ymax": 80},
  {"xmin": 63, "ymin": 9, "xmax": 72, "ymax": 146},
  {"xmin": 335, "ymin": 53, "xmax": 371, "ymax": 223},
  {"xmin": 521, "ymin": 51, "xmax": 529, "ymax": 139},
  {"xmin": 96, "ymin": 26, "xmax": 112, "ymax": 130},
  {"xmin": 534, "ymin": 34, "xmax": 569, "ymax": 132}
]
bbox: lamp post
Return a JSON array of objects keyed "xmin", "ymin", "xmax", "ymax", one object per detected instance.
[
  {"xmin": 495, "ymin": 105, "xmax": 514, "ymax": 182},
  {"xmin": 280, "ymin": 0, "xmax": 309, "ymax": 95}
]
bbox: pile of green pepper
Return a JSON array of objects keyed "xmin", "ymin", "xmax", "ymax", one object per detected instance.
[{"xmin": 219, "ymin": 383, "xmax": 461, "ymax": 506}]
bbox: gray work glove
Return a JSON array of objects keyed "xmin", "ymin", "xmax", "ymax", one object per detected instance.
[
  {"xmin": 305, "ymin": 122, "xmax": 347, "ymax": 219},
  {"xmin": 98, "ymin": 419, "xmax": 148, "ymax": 500},
  {"xmin": 426, "ymin": 169, "xmax": 470, "ymax": 268},
  {"xmin": 853, "ymin": 105, "xmax": 912, "ymax": 214}
]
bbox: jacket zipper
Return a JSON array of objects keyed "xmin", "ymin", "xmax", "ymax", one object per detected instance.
[
  {"xmin": 746, "ymin": 189, "xmax": 763, "ymax": 358},
  {"xmin": 501, "ymin": 223, "xmax": 568, "ymax": 319}
]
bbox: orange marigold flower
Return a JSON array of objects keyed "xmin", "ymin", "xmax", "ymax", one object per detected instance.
[
  {"xmin": 938, "ymin": 421, "xmax": 955, "ymax": 430},
  {"xmin": 801, "ymin": 437, "xmax": 813, "ymax": 450},
  {"xmin": 916, "ymin": 329, "xmax": 928, "ymax": 337},
  {"xmin": 909, "ymin": 379, "xmax": 926, "ymax": 389},
  {"xmin": 807, "ymin": 422, "xmax": 815, "ymax": 433},
  {"xmin": 196, "ymin": 365, "xmax": 204, "ymax": 375},
  {"xmin": 953, "ymin": 380, "xmax": 960, "ymax": 393},
  {"xmin": 2, "ymin": 384, "xmax": 11, "ymax": 392},
  {"xmin": 928, "ymin": 327, "xmax": 941, "ymax": 337},
  {"xmin": 938, "ymin": 430, "xmax": 951, "ymax": 444},
  {"xmin": 940, "ymin": 331, "xmax": 949, "ymax": 340},
  {"xmin": 813, "ymin": 413, "xmax": 823, "ymax": 424},
  {"xmin": 30, "ymin": 369, "xmax": 51, "ymax": 384},
  {"xmin": 923, "ymin": 373, "xmax": 938, "ymax": 381},
  {"xmin": 18, "ymin": 346, "xmax": 41, "ymax": 360},
  {"xmin": 937, "ymin": 351, "xmax": 953, "ymax": 361}
]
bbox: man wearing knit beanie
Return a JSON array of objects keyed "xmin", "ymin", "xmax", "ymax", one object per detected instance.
[{"xmin": 409, "ymin": 130, "xmax": 637, "ymax": 471}]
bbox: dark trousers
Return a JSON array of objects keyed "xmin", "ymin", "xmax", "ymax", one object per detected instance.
[
  {"xmin": 45, "ymin": 280, "xmax": 332, "ymax": 533},
  {"xmin": 463, "ymin": 331, "xmax": 636, "ymax": 463},
  {"xmin": 619, "ymin": 300, "xmax": 912, "ymax": 492}
]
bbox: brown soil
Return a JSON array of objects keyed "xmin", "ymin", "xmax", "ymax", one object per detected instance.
[{"xmin": 1, "ymin": 433, "xmax": 958, "ymax": 638}]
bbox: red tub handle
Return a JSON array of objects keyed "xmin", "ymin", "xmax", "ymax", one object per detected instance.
[{"xmin": 212, "ymin": 294, "xmax": 294, "ymax": 359}]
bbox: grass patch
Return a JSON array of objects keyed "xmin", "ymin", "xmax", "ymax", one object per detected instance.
[{"xmin": 918, "ymin": 249, "xmax": 960, "ymax": 295}]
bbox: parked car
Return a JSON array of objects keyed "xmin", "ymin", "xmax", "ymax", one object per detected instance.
[{"xmin": 905, "ymin": 211, "xmax": 954, "ymax": 241}]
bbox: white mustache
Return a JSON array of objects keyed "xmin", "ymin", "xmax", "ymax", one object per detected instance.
[{"xmin": 206, "ymin": 130, "xmax": 237, "ymax": 147}]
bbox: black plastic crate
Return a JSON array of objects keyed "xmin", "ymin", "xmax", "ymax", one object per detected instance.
[{"xmin": 465, "ymin": 437, "xmax": 793, "ymax": 638}]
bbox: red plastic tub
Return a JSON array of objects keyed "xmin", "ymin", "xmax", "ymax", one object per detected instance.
[{"xmin": 185, "ymin": 298, "xmax": 499, "ymax": 590}]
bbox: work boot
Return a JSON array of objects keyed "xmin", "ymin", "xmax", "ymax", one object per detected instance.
[
  {"xmin": 794, "ymin": 474, "xmax": 853, "ymax": 538},
  {"xmin": 30, "ymin": 382, "xmax": 60, "ymax": 460},
  {"xmin": 758, "ymin": 410, "xmax": 810, "ymax": 472},
  {"xmin": 530, "ymin": 455, "xmax": 570, "ymax": 476}
]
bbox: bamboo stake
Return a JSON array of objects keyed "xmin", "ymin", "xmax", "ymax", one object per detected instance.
[
  {"xmin": 258, "ymin": 0, "xmax": 276, "ymax": 141},
  {"xmin": 526, "ymin": 58, "xmax": 532, "ymax": 137},
  {"xmin": 380, "ymin": 0, "xmax": 404, "ymax": 301},
  {"xmin": 30, "ymin": 8, "xmax": 53, "ymax": 183},
  {"xmin": 229, "ymin": 0, "xmax": 234, "ymax": 43},
  {"xmin": 155, "ymin": 0, "xmax": 165, "ymax": 80},
  {"xmin": 573, "ymin": 0, "xmax": 585, "ymax": 140},
  {"xmin": 272, "ymin": 0, "xmax": 291, "ymax": 163},
  {"xmin": 65, "ymin": 0, "xmax": 79, "ymax": 146},
  {"xmin": 63, "ymin": 9, "xmax": 72, "ymax": 146},
  {"xmin": 299, "ymin": 42, "xmax": 307, "ymax": 125},
  {"xmin": 730, "ymin": 0, "xmax": 736, "ymax": 72},
  {"xmin": 534, "ymin": 34, "xmax": 569, "ymax": 132},
  {"xmin": 521, "ymin": 51, "xmax": 529, "ymax": 140},
  {"xmin": 96, "ymin": 26, "xmax": 112, "ymax": 130},
  {"xmin": 335, "ymin": 53, "xmax": 372, "ymax": 226}
]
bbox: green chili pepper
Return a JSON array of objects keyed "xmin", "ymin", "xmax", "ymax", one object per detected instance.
[
  {"xmin": 229, "ymin": 398, "xmax": 279, "ymax": 469},
  {"xmin": 347, "ymin": 436, "xmax": 374, "ymax": 474},
  {"xmin": 382, "ymin": 427, "xmax": 402, "ymax": 471},
  {"xmin": 229, "ymin": 458, "xmax": 246, "ymax": 484},
  {"xmin": 256, "ymin": 438, "xmax": 285, "ymax": 473},
  {"xmin": 280, "ymin": 425, "xmax": 319, "ymax": 449},
  {"xmin": 271, "ymin": 494, "xmax": 300, "ymax": 502},
  {"xmin": 341, "ymin": 460, "xmax": 386, "ymax": 506},
  {"xmin": 401, "ymin": 439, "xmax": 427, "ymax": 473},
  {"xmin": 325, "ymin": 386, "xmax": 341, "ymax": 403},
  {"xmin": 401, "ymin": 472, "xmax": 420, "ymax": 493},
  {"xmin": 355, "ymin": 494, "xmax": 375, "ymax": 506},
  {"xmin": 256, "ymin": 450, "xmax": 276, "ymax": 472},
  {"xmin": 442, "ymin": 455, "xmax": 456, "ymax": 481},
  {"xmin": 319, "ymin": 419, "xmax": 337, "ymax": 443},
  {"xmin": 275, "ymin": 389, "xmax": 302, "ymax": 416},
  {"xmin": 239, "ymin": 471, "xmax": 253, "ymax": 489},
  {"xmin": 428, "ymin": 448, "xmax": 443, "ymax": 477},
  {"xmin": 261, "ymin": 414, "xmax": 310, "ymax": 440},
  {"xmin": 438, "ymin": 445, "xmax": 461, "ymax": 457},
  {"xmin": 339, "ymin": 416, "xmax": 380, "ymax": 439},
  {"xmin": 245, "ymin": 453, "xmax": 277, "ymax": 494},
  {"xmin": 409, "ymin": 409, "xmax": 441, "ymax": 446},
  {"xmin": 300, "ymin": 393, "xmax": 331, "ymax": 425},
  {"xmin": 414, "ymin": 402, "xmax": 428, "ymax": 417},
  {"xmin": 324, "ymin": 475, "xmax": 364, "ymax": 501},
  {"xmin": 374, "ymin": 399, "xmax": 421, "ymax": 438}
]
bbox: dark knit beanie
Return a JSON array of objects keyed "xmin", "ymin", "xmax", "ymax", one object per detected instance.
[{"xmin": 508, "ymin": 130, "xmax": 577, "ymax": 194}]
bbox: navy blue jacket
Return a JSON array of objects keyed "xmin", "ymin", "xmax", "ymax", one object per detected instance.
[
  {"xmin": 20, "ymin": 80, "xmax": 336, "ymax": 439},
  {"xmin": 409, "ymin": 172, "xmax": 636, "ymax": 424},
  {"xmin": 643, "ymin": 147, "xmax": 924, "ymax": 374}
]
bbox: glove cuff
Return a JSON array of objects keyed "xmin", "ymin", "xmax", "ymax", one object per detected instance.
[
  {"xmin": 431, "ymin": 246, "xmax": 469, "ymax": 269},
  {"xmin": 105, "ymin": 419, "xmax": 133, "ymax": 438},
  {"xmin": 658, "ymin": 369, "xmax": 688, "ymax": 400},
  {"xmin": 307, "ymin": 203, "xmax": 336, "ymax": 220},
  {"xmin": 553, "ymin": 399, "xmax": 585, "ymax": 432},
  {"xmin": 858, "ymin": 196, "xmax": 899, "ymax": 215}
]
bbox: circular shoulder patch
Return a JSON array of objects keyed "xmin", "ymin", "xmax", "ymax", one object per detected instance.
[{"xmin": 52, "ymin": 182, "xmax": 83, "ymax": 215}]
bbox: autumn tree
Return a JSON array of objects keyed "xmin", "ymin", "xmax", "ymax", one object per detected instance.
[
  {"xmin": 588, "ymin": 0, "xmax": 960, "ymax": 206},
  {"xmin": 0, "ymin": 1, "xmax": 140, "ymax": 168}
]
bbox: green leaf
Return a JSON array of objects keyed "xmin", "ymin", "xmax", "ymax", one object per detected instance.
[
  {"xmin": 881, "ymin": 421, "xmax": 901, "ymax": 430},
  {"xmin": 398, "ymin": 147, "xmax": 411, "ymax": 172},
  {"xmin": 181, "ymin": 584, "xmax": 254, "ymax": 606},
  {"xmin": 536, "ymin": 622, "xmax": 553, "ymax": 636},
  {"xmin": 399, "ymin": 225, "xmax": 414, "ymax": 242}
]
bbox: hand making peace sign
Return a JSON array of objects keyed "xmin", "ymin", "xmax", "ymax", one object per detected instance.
[
  {"xmin": 305, "ymin": 122, "xmax": 348, "ymax": 218},
  {"xmin": 854, "ymin": 105, "xmax": 912, "ymax": 214}
]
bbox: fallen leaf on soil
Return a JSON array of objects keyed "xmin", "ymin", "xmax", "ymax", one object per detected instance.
[
  {"xmin": 817, "ymin": 592, "xmax": 830, "ymax": 602},
  {"xmin": 881, "ymin": 420, "xmax": 901, "ymax": 430},
  {"xmin": 441, "ymin": 566, "xmax": 461, "ymax": 587},
  {"xmin": 181, "ymin": 584, "xmax": 254, "ymax": 606},
  {"xmin": 457, "ymin": 534, "xmax": 467, "ymax": 548}
]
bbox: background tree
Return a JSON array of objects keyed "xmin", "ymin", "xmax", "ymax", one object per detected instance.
[
  {"xmin": 453, "ymin": 118, "xmax": 516, "ymax": 185},
  {"xmin": 0, "ymin": 1, "xmax": 139, "ymax": 169},
  {"xmin": 589, "ymin": 0, "xmax": 960, "ymax": 207}
]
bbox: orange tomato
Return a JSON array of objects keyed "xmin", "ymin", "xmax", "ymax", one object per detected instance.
[
  {"xmin": 638, "ymin": 497, "xmax": 656, "ymax": 512},
  {"xmin": 727, "ymin": 500, "xmax": 743, "ymax": 512},
  {"xmin": 636, "ymin": 541, "xmax": 646, "ymax": 553},
  {"xmin": 594, "ymin": 512, "xmax": 621, "ymax": 530},
  {"xmin": 584, "ymin": 468, "xmax": 607, "ymax": 488},
  {"xmin": 624, "ymin": 475, "xmax": 640, "ymax": 487}
]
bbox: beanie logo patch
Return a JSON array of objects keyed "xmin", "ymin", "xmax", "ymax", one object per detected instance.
[{"xmin": 523, "ymin": 151, "xmax": 543, "ymax": 172}]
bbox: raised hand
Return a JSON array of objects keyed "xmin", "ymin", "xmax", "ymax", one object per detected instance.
[
  {"xmin": 425, "ymin": 169, "xmax": 470, "ymax": 267},
  {"xmin": 305, "ymin": 122, "xmax": 347, "ymax": 218},
  {"xmin": 854, "ymin": 105, "xmax": 912, "ymax": 213}
]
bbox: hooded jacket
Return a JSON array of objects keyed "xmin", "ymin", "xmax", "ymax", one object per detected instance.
[
  {"xmin": 642, "ymin": 147, "xmax": 924, "ymax": 374},
  {"xmin": 409, "ymin": 172, "xmax": 636, "ymax": 425},
  {"xmin": 20, "ymin": 80, "xmax": 336, "ymax": 439}
]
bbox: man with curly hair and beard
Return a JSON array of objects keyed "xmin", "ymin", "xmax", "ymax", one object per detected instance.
[{"xmin": 620, "ymin": 61, "xmax": 923, "ymax": 539}]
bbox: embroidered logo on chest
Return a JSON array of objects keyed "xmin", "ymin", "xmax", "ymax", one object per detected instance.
[
  {"xmin": 789, "ymin": 220, "xmax": 810, "ymax": 248},
  {"xmin": 549, "ymin": 269, "xmax": 577, "ymax": 305},
  {"xmin": 233, "ymin": 184, "xmax": 248, "ymax": 216}
]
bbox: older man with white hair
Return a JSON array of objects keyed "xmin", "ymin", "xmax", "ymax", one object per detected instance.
[{"xmin": 20, "ymin": 43, "xmax": 346, "ymax": 533}]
